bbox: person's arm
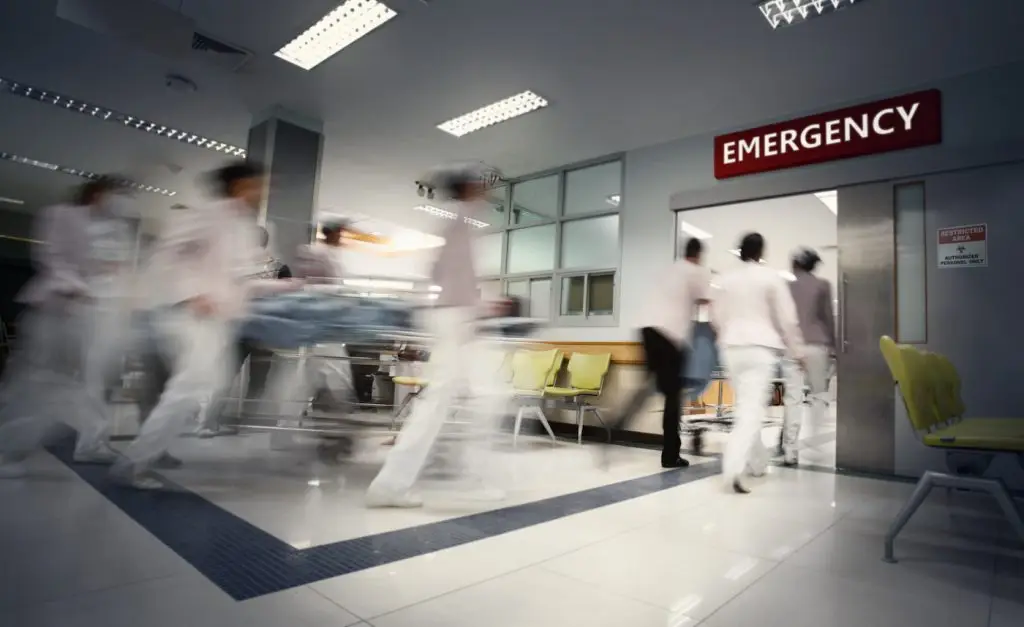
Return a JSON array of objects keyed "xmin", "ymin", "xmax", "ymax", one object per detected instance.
[
  {"xmin": 34, "ymin": 206, "xmax": 90, "ymax": 298},
  {"xmin": 820, "ymin": 281, "xmax": 837, "ymax": 352},
  {"xmin": 770, "ymin": 277, "xmax": 806, "ymax": 361},
  {"xmin": 159, "ymin": 208, "xmax": 220, "ymax": 315}
]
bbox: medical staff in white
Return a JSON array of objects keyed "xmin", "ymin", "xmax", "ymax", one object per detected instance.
[
  {"xmin": 780, "ymin": 247, "xmax": 835, "ymax": 466},
  {"xmin": 111, "ymin": 162, "xmax": 297, "ymax": 489},
  {"xmin": 0, "ymin": 177, "xmax": 137, "ymax": 478},
  {"xmin": 711, "ymin": 233, "xmax": 806, "ymax": 494},
  {"xmin": 365, "ymin": 162, "xmax": 509, "ymax": 508}
]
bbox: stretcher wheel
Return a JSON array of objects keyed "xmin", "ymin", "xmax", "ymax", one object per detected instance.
[
  {"xmin": 691, "ymin": 428, "xmax": 706, "ymax": 456},
  {"xmin": 316, "ymin": 437, "xmax": 354, "ymax": 464}
]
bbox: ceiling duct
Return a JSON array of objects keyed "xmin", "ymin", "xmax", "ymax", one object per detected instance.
[
  {"xmin": 56, "ymin": 0, "xmax": 195, "ymax": 59},
  {"xmin": 191, "ymin": 32, "xmax": 253, "ymax": 72}
]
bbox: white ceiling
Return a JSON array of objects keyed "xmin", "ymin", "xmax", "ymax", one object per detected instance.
[{"xmin": 1, "ymin": 0, "xmax": 1023, "ymax": 233}]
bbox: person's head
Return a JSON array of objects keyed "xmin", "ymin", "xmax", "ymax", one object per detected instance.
[
  {"xmin": 738, "ymin": 232, "xmax": 765, "ymax": 263},
  {"xmin": 792, "ymin": 247, "xmax": 821, "ymax": 274},
  {"xmin": 74, "ymin": 175, "xmax": 122, "ymax": 207},
  {"xmin": 212, "ymin": 161, "xmax": 265, "ymax": 209},
  {"xmin": 428, "ymin": 162, "xmax": 500, "ymax": 203},
  {"xmin": 320, "ymin": 220, "xmax": 348, "ymax": 247},
  {"xmin": 683, "ymin": 237, "xmax": 703, "ymax": 263}
]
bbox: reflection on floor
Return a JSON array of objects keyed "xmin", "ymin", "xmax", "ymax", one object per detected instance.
[{"xmin": 1, "ymin": 428, "xmax": 1020, "ymax": 627}]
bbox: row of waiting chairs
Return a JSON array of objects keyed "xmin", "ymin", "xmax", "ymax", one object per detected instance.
[
  {"xmin": 879, "ymin": 336, "xmax": 1024, "ymax": 562},
  {"xmin": 393, "ymin": 348, "xmax": 612, "ymax": 447}
]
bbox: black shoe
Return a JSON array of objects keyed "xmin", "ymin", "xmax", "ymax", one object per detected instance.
[
  {"xmin": 732, "ymin": 478, "xmax": 751, "ymax": 494},
  {"xmin": 661, "ymin": 458, "xmax": 691, "ymax": 469},
  {"xmin": 154, "ymin": 453, "xmax": 183, "ymax": 470}
]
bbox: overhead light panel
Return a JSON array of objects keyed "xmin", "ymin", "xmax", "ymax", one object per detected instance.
[
  {"xmin": 0, "ymin": 196, "xmax": 25, "ymax": 205},
  {"xmin": 758, "ymin": 0, "xmax": 862, "ymax": 30},
  {"xmin": 0, "ymin": 77, "xmax": 247, "ymax": 157},
  {"xmin": 437, "ymin": 91, "xmax": 549, "ymax": 138},
  {"xmin": 606, "ymin": 194, "xmax": 621, "ymax": 207},
  {"xmin": 414, "ymin": 204, "xmax": 489, "ymax": 228},
  {"xmin": 0, "ymin": 151, "xmax": 177, "ymax": 197},
  {"xmin": 814, "ymin": 190, "xmax": 838, "ymax": 215},
  {"xmin": 678, "ymin": 221, "xmax": 712, "ymax": 240},
  {"xmin": 275, "ymin": 0, "xmax": 398, "ymax": 71}
]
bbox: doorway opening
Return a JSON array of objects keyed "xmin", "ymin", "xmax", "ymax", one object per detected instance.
[{"xmin": 675, "ymin": 189, "xmax": 839, "ymax": 468}]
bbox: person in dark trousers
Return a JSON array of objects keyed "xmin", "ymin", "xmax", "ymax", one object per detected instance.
[{"xmin": 604, "ymin": 238, "xmax": 711, "ymax": 468}]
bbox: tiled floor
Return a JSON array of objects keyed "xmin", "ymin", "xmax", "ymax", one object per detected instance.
[{"xmin": 1, "ymin": 428, "xmax": 1021, "ymax": 627}]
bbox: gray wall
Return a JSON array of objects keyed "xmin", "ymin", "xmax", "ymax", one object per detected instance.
[{"xmin": 263, "ymin": 120, "xmax": 322, "ymax": 267}]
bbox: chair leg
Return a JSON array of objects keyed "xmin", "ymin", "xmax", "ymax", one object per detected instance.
[
  {"xmin": 534, "ymin": 406, "xmax": 557, "ymax": 443},
  {"xmin": 513, "ymin": 406, "xmax": 525, "ymax": 449},
  {"xmin": 587, "ymin": 406, "xmax": 611, "ymax": 442},
  {"xmin": 884, "ymin": 471, "xmax": 938, "ymax": 563},
  {"xmin": 576, "ymin": 405, "xmax": 584, "ymax": 445}
]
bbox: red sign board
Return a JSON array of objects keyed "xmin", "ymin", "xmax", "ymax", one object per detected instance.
[{"xmin": 714, "ymin": 90, "xmax": 942, "ymax": 179}]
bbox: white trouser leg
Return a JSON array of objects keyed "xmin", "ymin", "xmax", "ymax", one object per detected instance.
[
  {"xmin": 781, "ymin": 345, "xmax": 830, "ymax": 462},
  {"xmin": 722, "ymin": 346, "xmax": 778, "ymax": 481},
  {"xmin": 368, "ymin": 308, "xmax": 472, "ymax": 497},
  {"xmin": 78, "ymin": 297, "xmax": 132, "ymax": 454},
  {"xmin": 119, "ymin": 311, "xmax": 229, "ymax": 470}
]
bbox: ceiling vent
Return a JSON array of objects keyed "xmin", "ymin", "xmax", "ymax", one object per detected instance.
[{"xmin": 191, "ymin": 32, "xmax": 253, "ymax": 72}]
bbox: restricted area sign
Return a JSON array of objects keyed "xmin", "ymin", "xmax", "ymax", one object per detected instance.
[{"xmin": 937, "ymin": 223, "xmax": 987, "ymax": 269}]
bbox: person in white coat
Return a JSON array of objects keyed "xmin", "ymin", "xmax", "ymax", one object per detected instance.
[
  {"xmin": 365, "ymin": 162, "xmax": 508, "ymax": 508},
  {"xmin": 780, "ymin": 248, "xmax": 835, "ymax": 466},
  {"xmin": 711, "ymin": 233, "xmax": 806, "ymax": 494},
  {"xmin": 110, "ymin": 161, "xmax": 297, "ymax": 489},
  {"xmin": 0, "ymin": 177, "xmax": 135, "ymax": 478}
]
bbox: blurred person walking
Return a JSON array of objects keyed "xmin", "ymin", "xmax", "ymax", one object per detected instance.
[{"xmin": 711, "ymin": 233, "xmax": 805, "ymax": 494}]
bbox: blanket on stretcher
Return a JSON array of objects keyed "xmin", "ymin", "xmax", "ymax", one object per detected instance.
[{"xmin": 240, "ymin": 293, "xmax": 416, "ymax": 349}]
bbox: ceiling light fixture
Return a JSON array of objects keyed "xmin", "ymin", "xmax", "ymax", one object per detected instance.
[
  {"xmin": 606, "ymin": 194, "xmax": 621, "ymax": 207},
  {"xmin": 0, "ymin": 196, "xmax": 25, "ymax": 205},
  {"xmin": 437, "ymin": 90, "xmax": 549, "ymax": 138},
  {"xmin": 757, "ymin": 0, "xmax": 862, "ymax": 30},
  {"xmin": 0, "ymin": 77, "xmax": 247, "ymax": 158},
  {"xmin": 814, "ymin": 190, "xmax": 838, "ymax": 215},
  {"xmin": 275, "ymin": 0, "xmax": 398, "ymax": 71},
  {"xmin": 414, "ymin": 204, "xmax": 489, "ymax": 228},
  {"xmin": 678, "ymin": 221, "xmax": 712, "ymax": 240},
  {"xmin": 0, "ymin": 151, "xmax": 177, "ymax": 197}
]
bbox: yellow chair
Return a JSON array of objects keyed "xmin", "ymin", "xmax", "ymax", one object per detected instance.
[
  {"xmin": 879, "ymin": 336, "xmax": 1024, "ymax": 563},
  {"xmin": 544, "ymin": 352, "xmax": 612, "ymax": 444},
  {"xmin": 511, "ymin": 349, "xmax": 562, "ymax": 447}
]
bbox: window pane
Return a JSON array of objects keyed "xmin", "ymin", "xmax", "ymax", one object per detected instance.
[
  {"xmin": 561, "ymin": 215, "xmax": 620, "ymax": 269},
  {"xmin": 506, "ymin": 279, "xmax": 529, "ymax": 300},
  {"xmin": 511, "ymin": 175, "xmax": 558, "ymax": 225},
  {"xmin": 561, "ymin": 276, "xmax": 585, "ymax": 316},
  {"xmin": 588, "ymin": 273, "xmax": 615, "ymax": 316},
  {"xmin": 482, "ymin": 185, "xmax": 508, "ymax": 228},
  {"xmin": 565, "ymin": 161, "xmax": 622, "ymax": 216},
  {"xmin": 894, "ymin": 183, "xmax": 926, "ymax": 343},
  {"xmin": 529, "ymin": 278, "xmax": 552, "ymax": 318},
  {"xmin": 507, "ymin": 224, "xmax": 556, "ymax": 274},
  {"xmin": 478, "ymin": 280, "xmax": 502, "ymax": 301},
  {"xmin": 474, "ymin": 232, "xmax": 503, "ymax": 277}
]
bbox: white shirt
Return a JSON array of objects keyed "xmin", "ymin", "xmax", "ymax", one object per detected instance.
[
  {"xmin": 710, "ymin": 261, "xmax": 806, "ymax": 359},
  {"xmin": 643, "ymin": 260, "xmax": 711, "ymax": 347}
]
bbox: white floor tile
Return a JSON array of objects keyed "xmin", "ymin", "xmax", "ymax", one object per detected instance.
[
  {"xmin": 6, "ymin": 574, "xmax": 362, "ymax": 627},
  {"xmin": 700, "ymin": 561, "xmax": 991, "ymax": 627},
  {"xmin": 541, "ymin": 525, "xmax": 776, "ymax": 621},
  {"xmin": 369, "ymin": 567, "xmax": 671, "ymax": 627}
]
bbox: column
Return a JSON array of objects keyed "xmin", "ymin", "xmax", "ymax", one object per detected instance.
[{"xmin": 247, "ymin": 108, "xmax": 324, "ymax": 267}]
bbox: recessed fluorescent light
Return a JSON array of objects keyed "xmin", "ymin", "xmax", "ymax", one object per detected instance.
[
  {"xmin": 275, "ymin": 0, "xmax": 398, "ymax": 71},
  {"xmin": 0, "ymin": 151, "xmax": 177, "ymax": 197},
  {"xmin": 678, "ymin": 221, "xmax": 712, "ymax": 240},
  {"xmin": 606, "ymin": 194, "xmax": 621, "ymax": 207},
  {"xmin": 0, "ymin": 196, "xmax": 25, "ymax": 205},
  {"xmin": 0, "ymin": 77, "xmax": 247, "ymax": 158},
  {"xmin": 437, "ymin": 91, "xmax": 549, "ymax": 138},
  {"xmin": 814, "ymin": 190, "xmax": 838, "ymax": 215},
  {"xmin": 414, "ymin": 204, "xmax": 489, "ymax": 228},
  {"xmin": 758, "ymin": 0, "xmax": 862, "ymax": 30}
]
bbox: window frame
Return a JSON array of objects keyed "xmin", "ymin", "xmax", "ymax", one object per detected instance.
[{"xmin": 485, "ymin": 155, "xmax": 624, "ymax": 327}]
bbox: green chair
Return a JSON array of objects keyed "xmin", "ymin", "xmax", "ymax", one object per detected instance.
[
  {"xmin": 879, "ymin": 336, "xmax": 1024, "ymax": 563},
  {"xmin": 544, "ymin": 352, "xmax": 612, "ymax": 444},
  {"xmin": 511, "ymin": 349, "xmax": 562, "ymax": 447}
]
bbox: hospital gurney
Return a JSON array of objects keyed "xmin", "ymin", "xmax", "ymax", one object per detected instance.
[{"xmin": 222, "ymin": 279, "xmax": 546, "ymax": 462}]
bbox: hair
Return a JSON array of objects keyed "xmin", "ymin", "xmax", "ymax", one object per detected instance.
[
  {"xmin": 683, "ymin": 237, "xmax": 703, "ymax": 260},
  {"xmin": 211, "ymin": 161, "xmax": 264, "ymax": 198},
  {"xmin": 321, "ymin": 220, "xmax": 347, "ymax": 238},
  {"xmin": 74, "ymin": 175, "xmax": 122, "ymax": 206},
  {"xmin": 738, "ymin": 232, "xmax": 765, "ymax": 262},
  {"xmin": 793, "ymin": 249, "xmax": 821, "ymax": 273}
]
